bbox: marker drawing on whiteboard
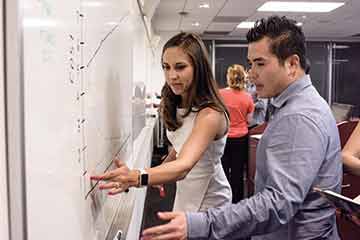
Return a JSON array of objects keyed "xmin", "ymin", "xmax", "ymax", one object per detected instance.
[{"xmin": 86, "ymin": 14, "xmax": 129, "ymax": 68}]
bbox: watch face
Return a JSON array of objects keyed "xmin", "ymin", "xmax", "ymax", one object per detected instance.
[{"xmin": 141, "ymin": 173, "xmax": 149, "ymax": 186}]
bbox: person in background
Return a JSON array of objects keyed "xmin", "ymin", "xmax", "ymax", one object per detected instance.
[
  {"xmin": 246, "ymin": 75, "xmax": 268, "ymax": 128},
  {"xmin": 341, "ymin": 120, "xmax": 360, "ymax": 226},
  {"xmin": 220, "ymin": 64, "xmax": 254, "ymax": 203},
  {"xmin": 142, "ymin": 15, "xmax": 342, "ymax": 240},
  {"xmin": 342, "ymin": 121, "xmax": 360, "ymax": 176},
  {"xmin": 346, "ymin": 105, "xmax": 360, "ymax": 121},
  {"xmin": 91, "ymin": 32, "xmax": 232, "ymax": 212},
  {"xmin": 251, "ymin": 95, "xmax": 268, "ymax": 127}
]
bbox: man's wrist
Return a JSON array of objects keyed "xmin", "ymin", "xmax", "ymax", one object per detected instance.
[{"xmin": 186, "ymin": 212, "xmax": 208, "ymax": 239}]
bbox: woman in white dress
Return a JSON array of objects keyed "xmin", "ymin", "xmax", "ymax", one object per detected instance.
[{"xmin": 91, "ymin": 32, "xmax": 232, "ymax": 211}]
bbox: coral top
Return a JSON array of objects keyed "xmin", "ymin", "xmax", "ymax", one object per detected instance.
[{"xmin": 220, "ymin": 88, "xmax": 254, "ymax": 138}]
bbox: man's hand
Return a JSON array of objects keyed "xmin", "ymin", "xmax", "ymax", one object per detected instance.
[{"xmin": 142, "ymin": 211, "xmax": 187, "ymax": 240}]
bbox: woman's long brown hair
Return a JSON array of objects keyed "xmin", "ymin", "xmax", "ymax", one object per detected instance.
[{"xmin": 160, "ymin": 32, "xmax": 228, "ymax": 131}]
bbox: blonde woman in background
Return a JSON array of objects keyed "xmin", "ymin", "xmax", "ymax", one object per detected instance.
[{"xmin": 219, "ymin": 64, "xmax": 254, "ymax": 203}]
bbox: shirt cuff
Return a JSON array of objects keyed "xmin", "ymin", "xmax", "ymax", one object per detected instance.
[{"xmin": 186, "ymin": 212, "xmax": 209, "ymax": 239}]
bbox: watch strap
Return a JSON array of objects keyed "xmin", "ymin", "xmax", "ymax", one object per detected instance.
[{"xmin": 138, "ymin": 169, "xmax": 148, "ymax": 187}]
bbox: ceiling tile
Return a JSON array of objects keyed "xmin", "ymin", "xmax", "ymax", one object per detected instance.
[
  {"xmin": 218, "ymin": 0, "xmax": 265, "ymax": 17},
  {"xmin": 184, "ymin": 0, "xmax": 226, "ymax": 14}
]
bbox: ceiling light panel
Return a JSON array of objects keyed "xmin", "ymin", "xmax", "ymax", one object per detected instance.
[
  {"xmin": 199, "ymin": 3, "xmax": 210, "ymax": 8},
  {"xmin": 237, "ymin": 21, "xmax": 256, "ymax": 29},
  {"xmin": 257, "ymin": 1, "xmax": 345, "ymax": 13}
]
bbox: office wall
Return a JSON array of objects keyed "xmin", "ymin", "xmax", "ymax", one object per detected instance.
[{"xmin": 0, "ymin": 0, "xmax": 10, "ymax": 239}]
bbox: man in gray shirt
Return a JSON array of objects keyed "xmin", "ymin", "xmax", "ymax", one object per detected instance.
[{"xmin": 142, "ymin": 15, "xmax": 342, "ymax": 240}]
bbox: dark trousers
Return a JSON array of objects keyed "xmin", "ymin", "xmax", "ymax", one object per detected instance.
[{"xmin": 221, "ymin": 135, "xmax": 249, "ymax": 203}]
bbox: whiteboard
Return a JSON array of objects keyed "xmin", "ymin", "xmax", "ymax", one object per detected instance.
[{"xmin": 22, "ymin": 0, "xmax": 153, "ymax": 239}]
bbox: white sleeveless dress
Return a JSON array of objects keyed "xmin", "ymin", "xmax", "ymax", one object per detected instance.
[{"xmin": 166, "ymin": 108, "xmax": 232, "ymax": 212}]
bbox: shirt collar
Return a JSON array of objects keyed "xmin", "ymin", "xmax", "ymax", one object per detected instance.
[{"xmin": 271, "ymin": 74, "xmax": 312, "ymax": 109}]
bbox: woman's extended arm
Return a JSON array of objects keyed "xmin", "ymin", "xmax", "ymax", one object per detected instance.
[
  {"xmin": 91, "ymin": 107, "xmax": 227, "ymax": 193},
  {"xmin": 161, "ymin": 147, "xmax": 177, "ymax": 164},
  {"xmin": 342, "ymin": 122, "xmax": 360, "ymax": 176}
]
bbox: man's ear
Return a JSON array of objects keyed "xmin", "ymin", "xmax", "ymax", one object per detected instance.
[{"xmin": 286, "ymin": 54, "xmax": 300, "ymax": 78}]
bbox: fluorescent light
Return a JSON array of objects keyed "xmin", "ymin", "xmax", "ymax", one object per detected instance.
[
  {"xmin": 334, "ymin": 59, "xmax": 349, "ymax": 63},
  {"xmin": 333, "ymin": 45, "xmax": 350, "ymax": 49},
  {"xmin": 199, "ymin": 3, "xmax": 210, "ymax": 8},
  {"xmin": 258, "ymin": 1, "xmax": 345, "ymax": 13},
  {"xmin": 237, "ymin": 21, "xmax": 255, "ymax": 29},
  {"xmin": 192, "ymin": 22, "xmax": 200, "ymax": 27},
  {"xmin": 296, "ymin": 22, "xmax": 303, "ymax": 26}
]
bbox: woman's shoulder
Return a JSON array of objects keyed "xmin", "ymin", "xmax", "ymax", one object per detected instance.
[
  {"xmin": 197, "ymin": 107, "xmax": 226, "ymax": 128},
  {"xmin": 194, "ymin": 107, "xmax": 226, "ymax": 137},
  {"xmin": 219, "ymin": 87, "xmax": 230, "ymax": 94},
  {"xmin": 220, "ymin": 87, "xmax": 230, "ymax": 90},
  {"xmin": 197, "ymin": 107, "xmax": 224, "ymax": 121},
  {"xmin": 198, "ymin": 106, "xmax": 221, "ymax": 113}
]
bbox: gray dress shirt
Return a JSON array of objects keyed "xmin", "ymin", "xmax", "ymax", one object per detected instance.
[{"xmin": 186, "ymin": 75, "xmax": 342, "ymax": 240}]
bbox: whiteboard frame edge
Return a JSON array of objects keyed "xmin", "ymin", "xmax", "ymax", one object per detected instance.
[{"xmin": 4, "ymin": 0, "xmax": 28, "ymax": 239}]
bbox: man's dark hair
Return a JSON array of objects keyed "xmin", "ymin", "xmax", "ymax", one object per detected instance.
[
  {"xmin": 305, "ymin": 58, "xmax": 311, "ymax": 74},
  {"xmin": 246, "ymin": 15, "xmax": 307, "ymax": 70}
]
